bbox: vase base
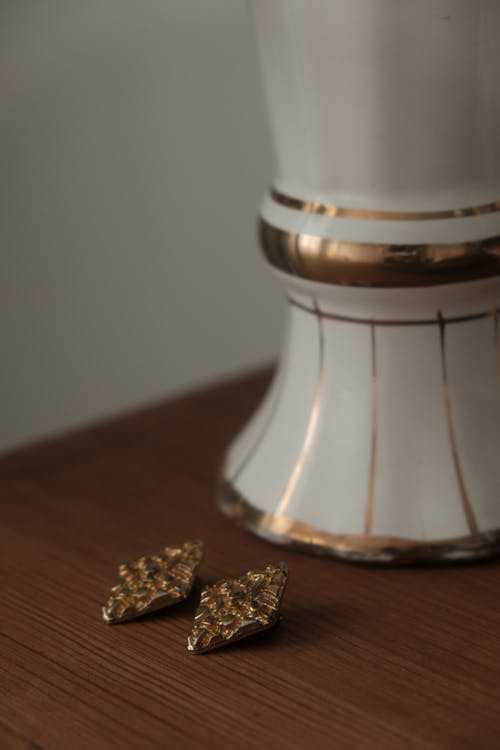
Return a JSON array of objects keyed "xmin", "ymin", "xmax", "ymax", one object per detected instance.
[{"xmin": 217, "ymin": 480, "xmax": 500, "ymax": 565}]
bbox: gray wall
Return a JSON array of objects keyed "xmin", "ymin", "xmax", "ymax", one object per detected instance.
[{"xmin": 1, "ymin": 0, "xmax": 282, "ymax": 452}]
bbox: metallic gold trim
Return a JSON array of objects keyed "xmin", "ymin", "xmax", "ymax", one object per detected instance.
[
  {"xmin": 260, "ymin": 219, "xmax": 500, "ymax": 287},
  {"xmin": 271, "ymin": 187, "xmax": 500, "ymax": 221},
  {"xmin": 438, "ymin": 313, "xmax": 478, "ymax": 535},
  {"xmin": 274, "ymin": 302, "xmax": 324, "ymax": 517},
  {"xmin": 218, "ymin": 479, "xmax": 500, "ymax": 564},
  {"xmin": 364, "ymin": 324, "xmax": 377, "ymax": 534},
  {"xmin": 288, "ymin": 294, "xmax": 497, "ymax": 328}
]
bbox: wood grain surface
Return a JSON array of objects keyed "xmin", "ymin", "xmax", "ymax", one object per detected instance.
[{"xmin": 1, "ymin": 369, "xmax": 499, "ymax": 750}]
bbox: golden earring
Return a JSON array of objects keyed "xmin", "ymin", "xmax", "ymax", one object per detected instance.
[
  {"xmin": 102, "ymin": 539, "xmax": 204, "ymax": 624},
  {"xmin": 187, "ymin": 562, "xmax": 288, "ymax": 654}
]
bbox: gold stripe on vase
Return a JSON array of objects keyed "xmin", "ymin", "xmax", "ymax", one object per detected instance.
[
  {"xmin": 287, "ymin": 295, "xmax": 498, "ymax": 328},
  {"xmin": 437, "ymin": 313, "xmax": 479, "ymax": 535},
  {"xmin": 271, "ymin": 187, "xmax": 500, "ymax": 221},
  {"xmin": 229, "ymin": 368, "xmax": 284, "ymax": 485},
  {"xmin": 274, "ymin": 302, "xmax": 325, "ymax": 518},
  {"xmin": 364, "ymin": 324, "xmax": 378, "ymax": 535},
  {"xmin": 260, "ymin": 219, "xmax": 500, "ymax": 288}
]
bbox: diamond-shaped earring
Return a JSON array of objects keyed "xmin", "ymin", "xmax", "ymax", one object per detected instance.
[
  {"xmin": 187, "ymin": 562, "xmax": 288, "ymax": 654},
  {"xmin": 102, "ymin": 539, "xmax": 204, "ymax": 624}
]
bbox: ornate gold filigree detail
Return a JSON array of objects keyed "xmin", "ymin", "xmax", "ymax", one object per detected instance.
[
  {"xmin": 102, "ymin": 539, "xmax": 204, "ymax": 624},
  {"xmin": 187, "ymin": 562, "xmax": 288, "ymax": 654}
]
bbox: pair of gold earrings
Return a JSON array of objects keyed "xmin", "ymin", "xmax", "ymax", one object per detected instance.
[{"xmin": 101, "ymin": 539, "xmax": 288, "ymax": 654}]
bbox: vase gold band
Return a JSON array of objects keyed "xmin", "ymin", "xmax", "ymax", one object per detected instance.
[
  {"xmin": 218, "ymin": 479, "xmax": 500, "ymax": 564},
  {"xmin": 271, "ymin": 188, "xmax": 500, "ymax": 221},
  {"xmin": 259, "ymin": 219, "xmax": 500, "ymax": 287},
  {"xmin": 287, "ymin": 294, "xmax": 498, "ymax": 327}
]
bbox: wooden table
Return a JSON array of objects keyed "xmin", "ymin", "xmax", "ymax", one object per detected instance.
[{"xmin": 1, "ymin": 369, "xmax": 499, "ymax": 749}]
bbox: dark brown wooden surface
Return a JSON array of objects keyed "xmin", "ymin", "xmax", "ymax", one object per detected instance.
[{"xmin": 1, "ymin": 369, "xmax": 500, "ymax": 750}]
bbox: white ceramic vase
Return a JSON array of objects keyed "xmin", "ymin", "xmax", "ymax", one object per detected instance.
[{"xmin": 218, "ymin": 0, "xmax": 500, "ymax": 562}]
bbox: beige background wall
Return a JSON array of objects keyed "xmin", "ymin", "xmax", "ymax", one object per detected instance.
[{"xmin": 1, "ymin": 0, "xmax": 282, "ymax": 452}]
